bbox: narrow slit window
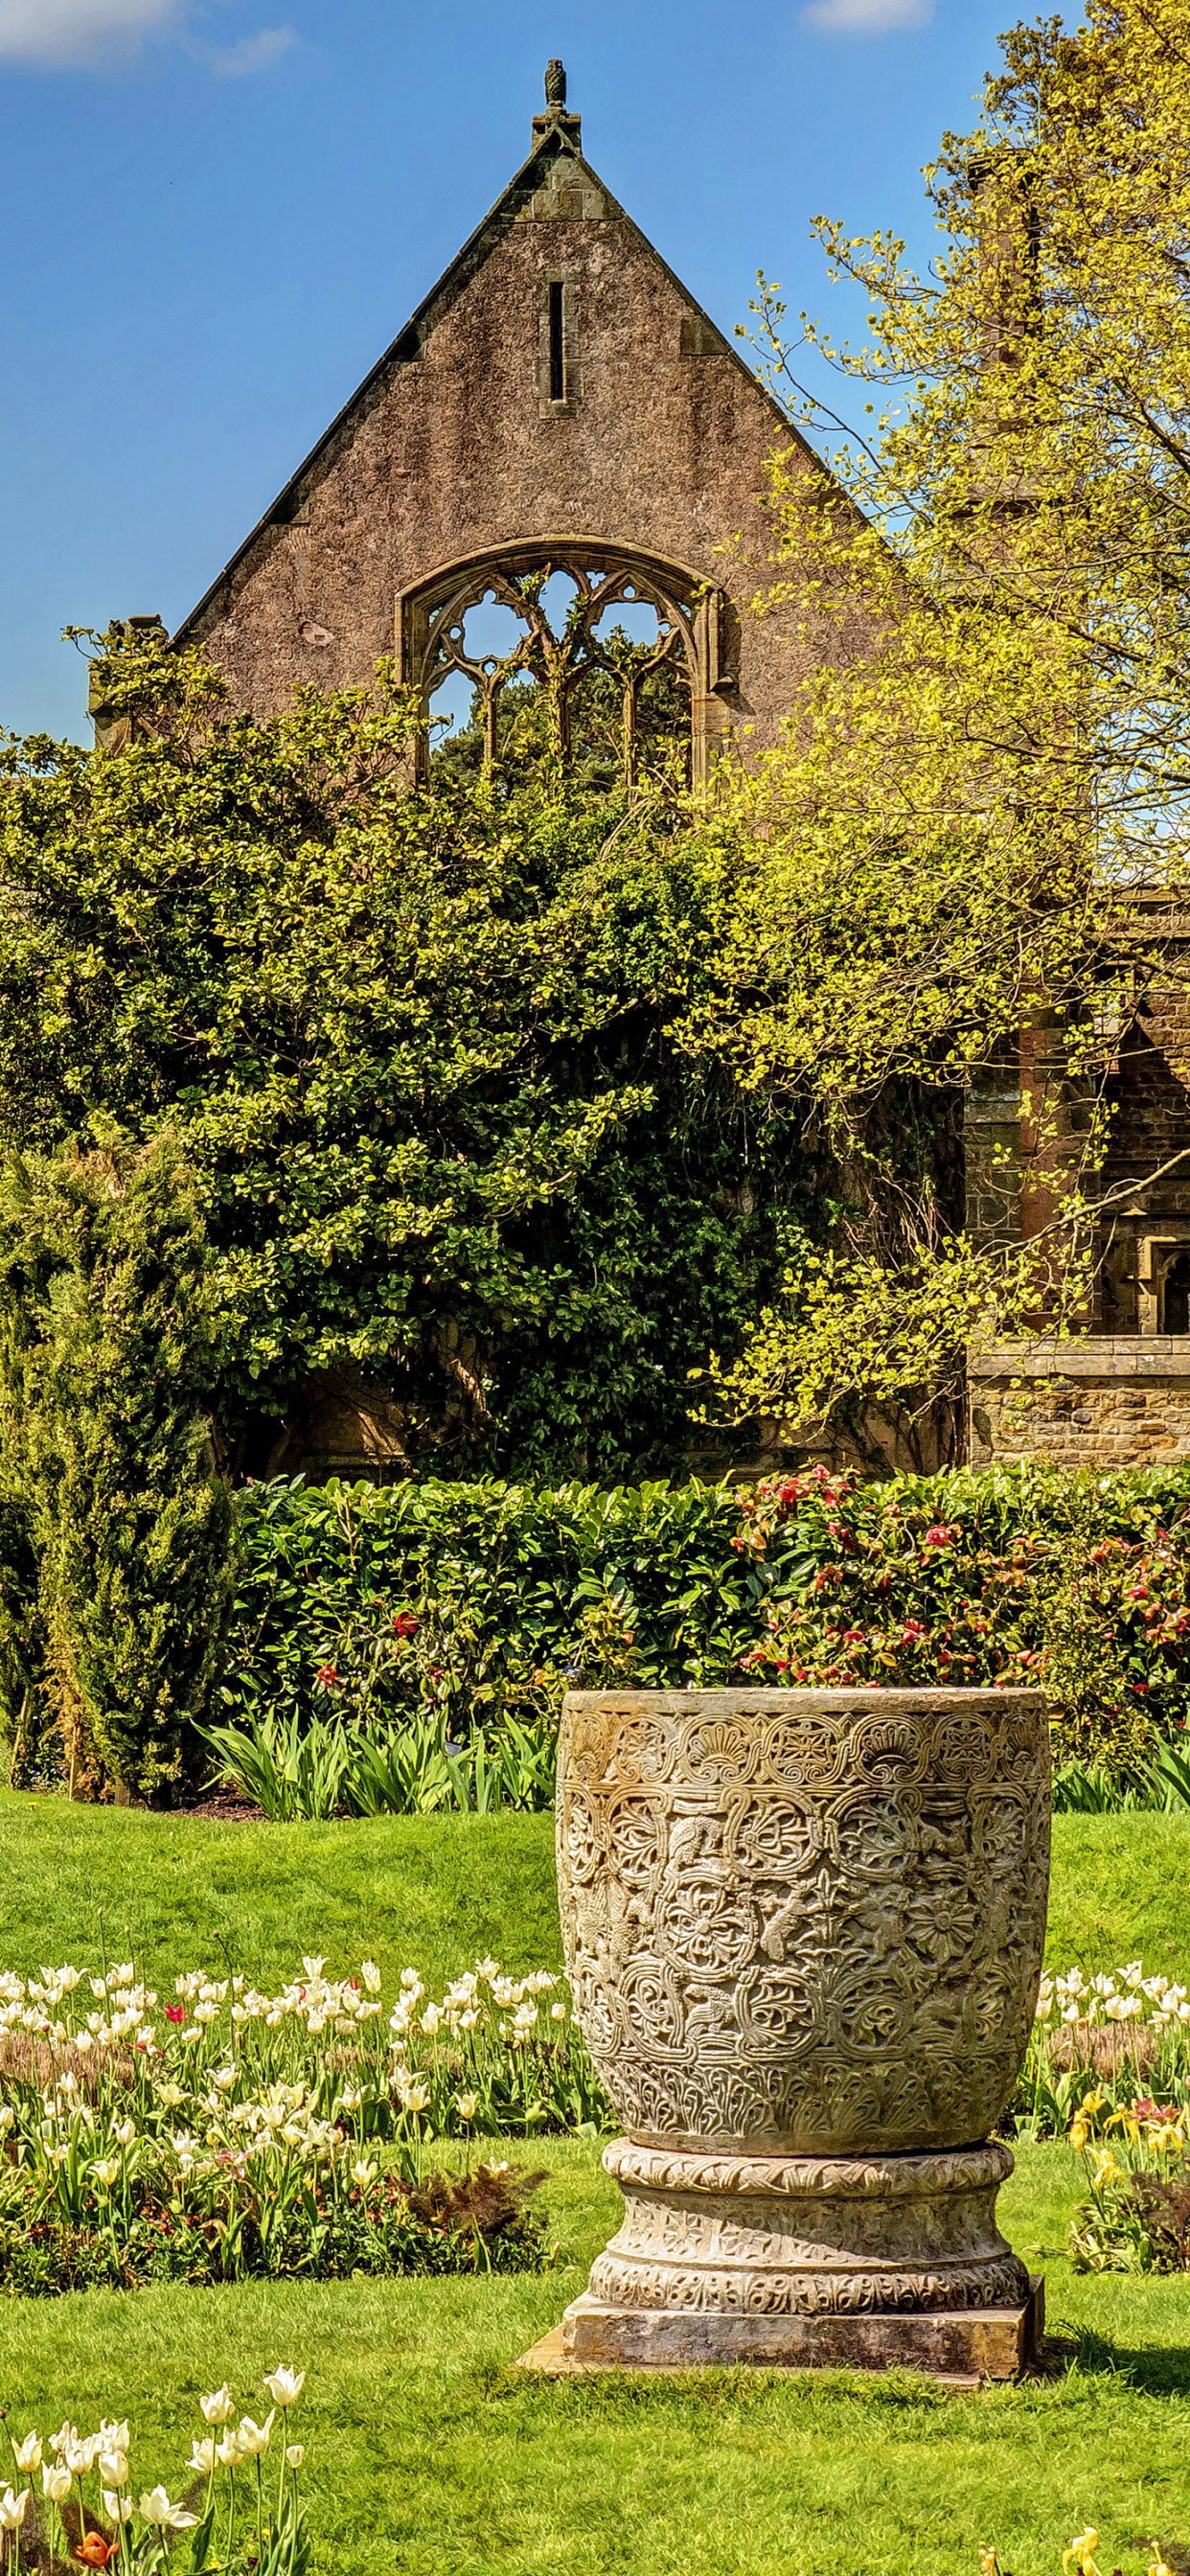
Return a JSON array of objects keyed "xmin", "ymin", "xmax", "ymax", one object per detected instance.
[{"xmin": 548, "ymin": 282, "xmax": 565, "ymax": 402}]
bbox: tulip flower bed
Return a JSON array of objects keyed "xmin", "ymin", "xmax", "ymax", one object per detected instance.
[
  {"xmin": 1014, "ymin": 1959, "xmax": 1190, "ymax": 2140},
  {"xmin": 0, "ymin": 2363, "xmax": 312, "ymax": 2576},
  {"xmin": 1067, "ymin": 2096, "xmax": 1190, "ymax": 2275},
  {"xmin": 0, "ymin": 1955, "xmax": 591, "ymax": 2292}
]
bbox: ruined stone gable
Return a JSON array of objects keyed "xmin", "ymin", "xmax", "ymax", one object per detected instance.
[{"xmin": 177, "ymin": 67, "xmax": 859, "ymax": 776}]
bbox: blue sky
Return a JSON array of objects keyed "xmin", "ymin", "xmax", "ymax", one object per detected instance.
[{"xmin": 0, "ymin": 0, "xmax": 1049, "ymax": 739}]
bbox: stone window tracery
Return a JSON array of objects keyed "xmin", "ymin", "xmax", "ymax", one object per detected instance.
[
  {"xmin": 1162, "ymin": 1250, "xmax": 1190, "ymax": 1334},
  {"xmin": 397, "ymin": 540, "xmax": 735, "ymax": 789}
]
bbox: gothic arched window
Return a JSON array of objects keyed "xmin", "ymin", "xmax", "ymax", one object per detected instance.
[
  {"xmin": 1162, "ymin": 1251, "xmax": 1190, "ymax": 1335},
  {"xmin": 397, "ymin": 541, "xmax": 734, "ymax": 790}
]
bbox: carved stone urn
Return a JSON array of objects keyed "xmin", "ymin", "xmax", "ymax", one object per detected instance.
[{"xmin": 543, "ymin": 1687, "xmax": 1050, "ymax": 2379}]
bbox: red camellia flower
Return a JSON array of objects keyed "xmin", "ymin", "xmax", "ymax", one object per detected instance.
[
  {"xmin": 315, "ymin": 1662, "xmax": 340, "ymax": 1689},
  {"xmin": 165, "ymin": 2004, "xmax": 186, "ymax": 2025},
  {"xmin": 392, "ymin": 1612, "xmax": 419, "ymax": 1639},
  {"xmin": 923, "ymin": 1525, "xmax": 959, "ymax": 1549}
]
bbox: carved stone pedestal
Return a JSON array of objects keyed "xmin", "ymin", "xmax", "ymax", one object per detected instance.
[
  {"xmin": 520, "ymin": 2138, "xmax": 1040, "ymax": 2382},
  {"xmin": 533, "ymin": 1686, "xmax": 1051, "ymax": 2385}
]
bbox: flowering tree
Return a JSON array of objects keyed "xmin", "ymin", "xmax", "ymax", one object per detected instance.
[{"xmin": 693, "ymin": 0, "xmax": 1190, "ymax": 1455}]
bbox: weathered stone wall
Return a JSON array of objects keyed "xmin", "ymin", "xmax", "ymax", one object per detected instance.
[
  {"xmin": 970, "ymin": 1339, "xmax": 1190, "ymax": 1469},
  {"xmin": 178, "ymin": 114, "xmax": 870, "ymax": 757}
]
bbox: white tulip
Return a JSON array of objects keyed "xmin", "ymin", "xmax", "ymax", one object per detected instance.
[
  {"xmin": 235, "ymin": 2414, "xmax": 275, "ymax": 2458},
  {"xmin": 187, "ymin": 2441, "xmax": 216, "ymax": 2477},
  {"xmin": 0, "ymin": 2490, "xmax": 29, "ymax": 2533},
  {"xmin": 12, "ymin": 2435, "xmax": 41, "ymax": 2473},
  {"xmin": 103, "ymin": 2495, "xmax": 134, "ymax": 2525},
  {"xmin": 284, "ymin": 2447, "xmax": 304, "ymax": 2470},
  {"xmin": 138, "ymin": 2489, "xmax": 198, "ymax": 2531},
  {"xmin": 99, "ymin": 2451, "xmax": 129, "ymax": 2489},
  {"xmin": 199, "ymin": 2386, "xmax": 235, "ymax": 2426},
  {"xmin": 42, "ymin": 2465, "xmax": 72, "ymax": 2504}
]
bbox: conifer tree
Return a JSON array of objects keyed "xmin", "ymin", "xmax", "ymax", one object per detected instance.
[{"xmin": 0, "ymin": 1134, "xmax": 231, "ymax": 1801}]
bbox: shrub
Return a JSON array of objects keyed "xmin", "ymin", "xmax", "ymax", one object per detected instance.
[
  {"xmin": 0, "ymin": 1136, "xmax": 232, "ymax": 1802},
  {"xmin": 736, "ymin": 1461, "xmax": 1190, "ymax": 1775},
  {"xmin": 219, "ymin": 1459, "xmax": 1190, "ymax": 1794},
  {"xmin": 221, "ymin": 1472, "xmax": 761, "ymax": 1745}
]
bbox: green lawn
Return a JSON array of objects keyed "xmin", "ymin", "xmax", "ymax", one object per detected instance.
[
  {"xmin": 2, "ymin": 1791, "xmax": 1187, "ymax": 1990},
  {"xmin": 1, "ymin": 1794, "xmax": 1190, "ymax": 2575},
  {"xmin": 0, "ymin": 1794, "xmax": 563, "ymax": 1989},
  {"xmin": 0, "ymin": 2141, "xmax": 1186, "ymax": 2576}
]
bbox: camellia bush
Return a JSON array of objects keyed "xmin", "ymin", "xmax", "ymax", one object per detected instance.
[{"xmin": 735, "ymin": 1462, "xmax": 1190, "ymax": 1777}]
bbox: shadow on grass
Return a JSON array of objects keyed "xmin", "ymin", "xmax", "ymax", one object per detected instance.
[{"xmin": 1041, "ymin": 2325, "xmax": 1190, "ymax": 2397}]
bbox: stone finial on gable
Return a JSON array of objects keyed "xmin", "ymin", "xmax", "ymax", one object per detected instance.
[{"xmin": 533, "ymin": 58, "xmax": 582, "ymax": 151}]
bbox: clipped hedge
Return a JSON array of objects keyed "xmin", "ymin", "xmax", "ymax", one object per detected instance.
[
  {"xmin": 223, "ymin": 1475, "xmax": 765, "ymax": 1740},
  {"xmin": 223, "ymin": 1460, "xmax": 1190, "ymax": 1782}
]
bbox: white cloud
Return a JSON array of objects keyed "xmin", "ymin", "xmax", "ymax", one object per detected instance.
[
  {"xmin": 803, "ymin": 0, "xmax": 933, "ymax": 29},
  {"xmin": 0, "ymin": 0, "xmax": 180, "ymax": 63},
  {"xmin": 0, "ymin": 0, "xmax": 295, "ymax": 68},
  {"xmin": 200, "ymin": 19, "xmax": 293, "ymax": 72}
]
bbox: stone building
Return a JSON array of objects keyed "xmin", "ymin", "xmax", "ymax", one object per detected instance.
[
  {"xmin": 968, "ymin": 914, "xmax": 1190, "ymax": 1474},
  {"xmin": 176, "ymin": 62, "xmax": 860, "ymax": 787},
  {"xmin": 144, "ymin": 68, "xmax": 1190, "ymax": 1477}
]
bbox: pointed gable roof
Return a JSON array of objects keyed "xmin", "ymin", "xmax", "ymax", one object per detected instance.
[{"xmin": 176, "ymin": 67, "xmax": 797, "ymax": 645}]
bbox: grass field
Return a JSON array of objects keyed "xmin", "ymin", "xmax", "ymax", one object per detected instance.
[
  {"xmin": 1, "ymin": 1791, "xmax": 1189, "ymax": 2575},
  {"xmin": 0, "ymin": 2141, "xmax": 1186, "ymax": 2576},
  {"xmin": 3, "ymin": 1791, "xmax": 1188, "ymax": 1988}
]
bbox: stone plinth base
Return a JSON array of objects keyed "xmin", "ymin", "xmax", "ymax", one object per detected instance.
[
  {"xmin": 520, "ymin": 2281, "xmax": 1042, "ymax": 2383},
  {"xmin": 523, "ymin": 2138, "xmax": 1041, "ymax": 2381}
]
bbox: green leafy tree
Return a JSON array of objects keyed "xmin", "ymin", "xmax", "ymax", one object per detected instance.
[{"xmin": 0, "ymin": 625, "xmax": 806, "ymax": 1482}]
